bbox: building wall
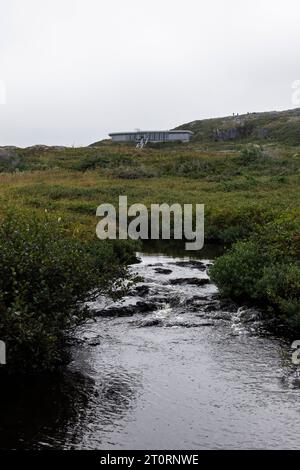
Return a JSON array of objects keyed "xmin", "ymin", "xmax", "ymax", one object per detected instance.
[
  {"xmin": 111, "ymin": 134, "xmax": 135, "ymax": 142},
  {"xmin": 110, "ymin": 132, "xmax": 192, "ymax": 143},
  {"xmin": 168, "ymin": 132, "xmax": 191, "ymax": 142}
]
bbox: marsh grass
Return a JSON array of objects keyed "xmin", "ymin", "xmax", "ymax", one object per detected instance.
[{"xmin": 1, "ymin": 141, "xmax": 300, "ymax": 334}]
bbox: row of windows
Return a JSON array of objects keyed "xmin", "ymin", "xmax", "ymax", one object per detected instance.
[
  {"xmin": 135, "ymin": 133, "xmax": 169, "ymax": 141},
  {"xmin": 112, "ymin": 133, "xmax": 190, "ymax": 142}
]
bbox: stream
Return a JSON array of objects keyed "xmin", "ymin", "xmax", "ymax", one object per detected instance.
[{"xmin": 0, "ymin": 244, "xmax": 300, "ymax": 449}]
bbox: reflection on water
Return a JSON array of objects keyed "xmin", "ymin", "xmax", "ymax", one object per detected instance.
[
  {"xmin": 63, "ymin": 363, "xmax": 141, "ymax": 449},
  {"xmin": 0, "ymin": 244, "xmax": 300, "ymax": 449},
  {"xmin": 0, "ymin": 365, "xmax": 140, "ymax": 450},
  {"xmin": 0, "ymin": 371, "xmax": 93, "ymax": 449}
]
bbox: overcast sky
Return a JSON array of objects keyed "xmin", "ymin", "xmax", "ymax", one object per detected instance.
[{"xmin": 0, "ymin": 0, "xmax": 300, "ymax": 147}]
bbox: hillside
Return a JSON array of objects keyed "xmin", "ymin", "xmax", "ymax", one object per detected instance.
[
  {"xmin": 0, "ymin": 121, "xmax": 300, "ymax": 333},
  {"xmin": 175, "ymin": 107, "xmax": 300, "ymax": 146}
]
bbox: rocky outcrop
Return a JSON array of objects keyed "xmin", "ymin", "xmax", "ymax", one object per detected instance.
[
  {"xmin": 0, "ymin": 147, "xmax": 21, "ymax": 169},
  {"xmin": 213, "ymin": 126, "xmax": 269, "ymax": 142},
  {"xmin": 170, "ymin": 277, "xmax": 211, "ymax": 286},
  {"xmin": 0, "ymin": 148, "xmax": 14, "ymax": 161},
  {"xmin": 154, "ymin": 267, "xmax": 173, "ymax": 274}
]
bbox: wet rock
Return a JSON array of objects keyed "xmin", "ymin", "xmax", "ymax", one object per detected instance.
[
  {"xmin": 96, "ymin": 300, "xmax": 158, "ymax": 317},
  {"xmin": 95, "ymin": 305, "xmax": 135, "ymax": 317},
  {"xmin": 134, "ymin": 285, "xmax": 150, "ymax": 297},
  {"xmin": 136, "ymin": 318, "xmax": 162, "ymax": 327},
  {"xmin": 170, "ymin": 277, "xmax": 211, "ymax": 286},
  {"xmin": 136, "ymin": 300, "xmax": 158, "ymax": 313},
  {"xmin": 190, "ymin": 299, "xmax": 221, "ymax": 314},
  {"xmin": 201, "ymin": 302, "xmax": 221, "ymax": 312},
  {"xmin": 154, "ymin": 267, "xmax": 173, "ymax": 275},
  {"xmin": 239, "ymin": 308, "xmax": 261, "ymax": 323},
  {"xmin": 166, "ymin": 321, "xmax": 214, "ymax": 328},
  {"xmin": 219, "ymin": 298, "xmax": 238, "ymax": 312},
  {"xmin": 190, "ymin": 305, "xmax": 205, "ymax": 313},
  {"xmin": 191, "ymin": 295, "xmax": 210, "ymax": 301},
  {"xmin": 168, "ymin": 295, "xmax": 185, "ymax": 307},
  {"xmin": 211, "ymin": 312, "xmax": 232, "ymax": 321},
  {"xmin": 67, "ymin": 337, "xmax": 84, "ymax": 346},
  {"xmin": 190, "ymin": 298, "xmax": 217, "ymax": 307},
  {"xmin": 171, "ymin": 260, "xmax": 207, "ymax": 270},
  {"xmin": 210, "ymin": 293, "xmax": 221, "ymax": 300},
  {"xmin": 88, "ymin": 340, "xmax": 101, "ymax": 347}
]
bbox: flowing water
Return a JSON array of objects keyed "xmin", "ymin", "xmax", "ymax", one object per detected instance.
[{"xmin": 0, "ymin": 245, "xmax": 300, "ymax": 450}]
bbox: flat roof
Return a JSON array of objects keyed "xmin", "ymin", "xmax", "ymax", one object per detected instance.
[{"xmin": 109, "ymin": 130, "xmax": 193, "ymax": 136}]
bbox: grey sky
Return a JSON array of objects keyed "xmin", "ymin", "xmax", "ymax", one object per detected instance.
[{"xmin": 0, "ymin": 0, "xmax": 300, "ymax": 147}]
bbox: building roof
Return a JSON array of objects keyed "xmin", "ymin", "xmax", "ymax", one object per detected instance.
[{"xmin": 108, "ymin": 130, "xmax": 193, "ymax": 136}]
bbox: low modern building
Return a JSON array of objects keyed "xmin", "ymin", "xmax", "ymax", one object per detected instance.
[{"xmin": 108, "ymin": 130, "xmax": 193, "ymax": 144}]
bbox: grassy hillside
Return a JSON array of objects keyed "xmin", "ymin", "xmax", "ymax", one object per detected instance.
[
  {"xmin": 1, "ymin": 142, "xmax": 300, "ymax": 243},
  {"xmin": 0, "ymin": 111, "xmax": 300, "ymax": 339},
  {"xmin": 176, "ymin": 107, "xmax": 300, "ymax": 146}
]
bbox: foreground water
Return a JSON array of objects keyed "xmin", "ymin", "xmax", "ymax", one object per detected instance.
[{"xmin": 0, "ymin": 246, "xmax": 300, "ymax": 449}]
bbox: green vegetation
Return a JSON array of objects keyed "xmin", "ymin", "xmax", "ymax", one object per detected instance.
[
  {"xmin": 0, "ymin": 108, "xmax": 300, "ymax": 353},
  {"xmin": 177, "ymin": 107, "xmax": 300, "ymax": 146},
  {"xmin": 2, "ymin": 141, "xmax": 299, "ymax": 246},
  {"xmin": 210, "ymin": 215, "xmax": 300, "ymax": 333},
  {"xmin": 0, "ymin": 210, "xmax": 137, "ymax": 373}
]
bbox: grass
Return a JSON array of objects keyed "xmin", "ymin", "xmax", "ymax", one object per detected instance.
[
  {"xmin": 177, "ymin": 107, "xmax": 300, "ymax": 146},
  {"xmin": 1, "ymin": 142, "xmax": 300, "ymax": 242},
  {"xmin": 0, "ymin": 139, "xmax": 300, "ymax": 336}
]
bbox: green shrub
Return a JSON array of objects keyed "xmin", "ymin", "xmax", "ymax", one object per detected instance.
[
  {"xmin": 72, "ymin": 153, "xmax": 134, "ymax": 171},
  {"xmin": 210, "ymin": 240, "xmax": 269, "ymax": 299},
  {"xmin": 205, "ymin": 205, "xmax": 278, "ymax": 242},
  {"xmin": 238, "ymin": 144, "xmax": 263, "ymax": 164},
  {"xmin": 217, "ymin": 176, "xmax": 258, "ymax": 192},
  {"xmin": 0, "ymin": 212, "xmax": 134, "ymax": 373},
  {"xmin": 210, "ymin": 215, "xmax": 300, "ymax": 333}
]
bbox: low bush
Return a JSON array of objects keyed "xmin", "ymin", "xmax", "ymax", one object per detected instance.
[
  {"xmin": 238, "ymin": 144, "xmax": 264, "ymax": 164},
  {"xmin": 0, "ymin": 212, "xmax": 135, "ymax": 373},
  {"xmin": 210, "ymin": 214, "xmax": 300, "ymax": 333}
]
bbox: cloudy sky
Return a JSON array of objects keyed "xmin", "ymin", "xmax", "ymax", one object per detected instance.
[{"xmin": 0, "ymin": 0, "xmax": 300, "ymax": 146}]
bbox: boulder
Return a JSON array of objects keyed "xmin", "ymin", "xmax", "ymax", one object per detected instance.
[
  {"xmin": 154, "ymin": 267, "xmax": 173, "ymax": 274},
  {"xmin": 170, "ymin": 277, "xmax": 211, "ymax": 286}
]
